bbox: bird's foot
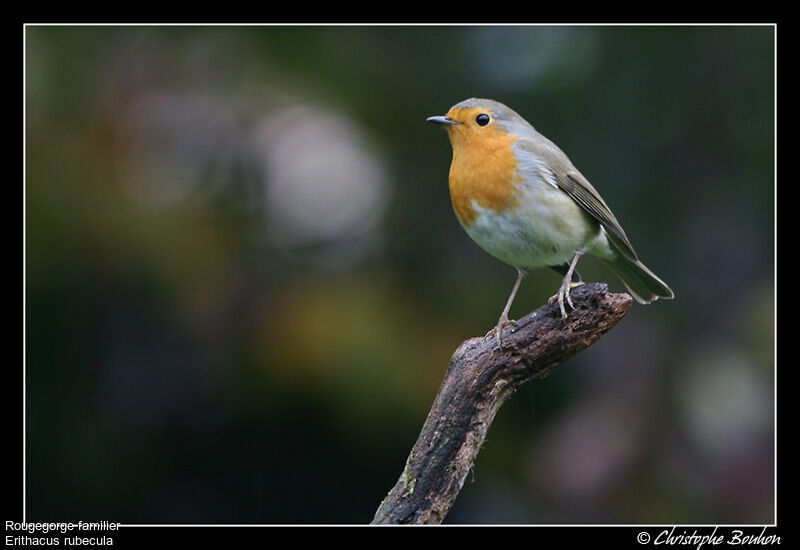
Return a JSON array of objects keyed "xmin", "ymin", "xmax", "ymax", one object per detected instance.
[
  {"xmin": 485, "ymin": 315, "xmax": 519, "ymax": 350},
  {"xmin": 548, "ymin": 281, "xmax": 585, "ymax": 322}
]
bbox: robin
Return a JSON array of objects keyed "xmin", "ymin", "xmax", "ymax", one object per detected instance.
[{"xmin": 427, "ymin": 98, "xmax": 674, "ymax": 348}]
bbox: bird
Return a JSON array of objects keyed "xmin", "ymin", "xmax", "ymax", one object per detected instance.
[{"xmin": 427, "ymin": 98, "xmax": 673, "ymax": 348}]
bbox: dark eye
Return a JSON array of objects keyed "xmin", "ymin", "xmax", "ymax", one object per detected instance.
[{"xmin": 475, "ymin": 113, "xmax": 490, "ymax": 126}]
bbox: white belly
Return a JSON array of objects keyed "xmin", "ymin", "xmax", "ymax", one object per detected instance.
[{"xmin": 461, "ymin": 186, "xmax": 606, "ymax": 270}]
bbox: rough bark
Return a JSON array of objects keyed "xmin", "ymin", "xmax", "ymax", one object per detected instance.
[{"xmin": 371, "ymin": 282, "xmax": 632, "ymax": 525}]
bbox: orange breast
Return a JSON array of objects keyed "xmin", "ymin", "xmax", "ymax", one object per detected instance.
[{"xmin": 448, "ymin": 128, "xmax": 520, "ymax": 226}]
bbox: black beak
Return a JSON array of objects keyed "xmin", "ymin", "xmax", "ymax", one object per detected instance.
[{"xmin": 426, "ymin": 115, "xmax": 461, "ymax": 126}]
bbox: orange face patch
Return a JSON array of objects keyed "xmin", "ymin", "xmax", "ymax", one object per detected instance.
[{"xmin": 444, "ymin": 107, "xmax": 520, "ymax": 226}]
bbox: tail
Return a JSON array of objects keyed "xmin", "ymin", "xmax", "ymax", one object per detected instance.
[{"xmin": 601, "ymin": 254, "xmax": 674, "ymax": 305}]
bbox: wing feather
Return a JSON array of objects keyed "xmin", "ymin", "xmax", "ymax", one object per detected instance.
[{"xmin": 515, "ymin": 136, "xmax": 638, "ymax": 261}]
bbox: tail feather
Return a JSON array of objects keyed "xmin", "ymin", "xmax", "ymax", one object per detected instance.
[{"xmin": 601, "ymin": 255, "xmax": 674, "ymax": 305}]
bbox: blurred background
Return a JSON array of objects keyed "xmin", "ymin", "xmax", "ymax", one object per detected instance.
[{"xmin": 24, "ymin": 25, "xmax": 774, "ymax": 525}]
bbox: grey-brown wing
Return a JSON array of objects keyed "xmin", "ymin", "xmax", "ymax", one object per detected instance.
[
  {"xmin": 515, "ymin": 136, "xmax": 638, "ymax": 261},
  {"xmin": 558, "ymin": 171, "xmax": 638, "ymax": 261}
]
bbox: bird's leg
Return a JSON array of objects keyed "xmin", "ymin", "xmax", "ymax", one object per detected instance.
[
  {"xmin": 548, "ymin": 251, "xmax": 584, "ymax": 321},
  {"xmin": 486, "ymin": 269, "xmax": 525, "ymax": 349}
]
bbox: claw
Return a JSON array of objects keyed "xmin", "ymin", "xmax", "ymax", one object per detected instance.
[
  {"xmin": 485, "ymin": 316, "xmax": 519, "ymax": 349},
  {"xmin": 487, "ymin": 269, "xmax": 525, "ymax": 350},
  {"xmin": 549, "ymin": 281, "xmax": 584, "ymax": 322}
]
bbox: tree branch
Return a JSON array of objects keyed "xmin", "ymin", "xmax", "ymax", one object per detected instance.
[{"xmin": 371, "ymin": 282, "xmax": 632, "ymax": 525}]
